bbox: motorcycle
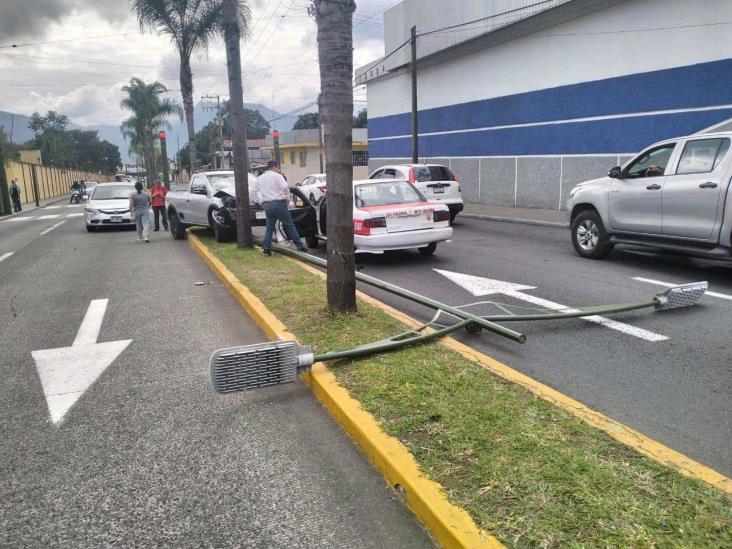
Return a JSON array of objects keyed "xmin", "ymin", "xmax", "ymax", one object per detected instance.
[{"xmin": 70, "ymin": 188, "xmax": 82, "ymax": 204}]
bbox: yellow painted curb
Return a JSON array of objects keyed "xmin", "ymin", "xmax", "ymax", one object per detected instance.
[
  {"xmin": 289, "ymin": 257, "xmax": 732, "ymax": 496},
  {"xmin": 188, "ymin": 233, "xmax": 502, "ymax": 549}
]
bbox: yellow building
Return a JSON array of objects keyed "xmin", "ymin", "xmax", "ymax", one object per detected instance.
[{"xmin": 263, "ymin": 128, "xmax": 369, "ymax": 183}]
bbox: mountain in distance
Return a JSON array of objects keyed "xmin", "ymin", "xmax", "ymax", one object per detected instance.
[{"xmin": 0, "ymin": 102, "xmax": 307, "ymax": 162}]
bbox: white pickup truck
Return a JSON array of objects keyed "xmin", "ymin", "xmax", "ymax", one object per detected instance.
[{"xmin": 165, "ymin": 170, "xmax": 258, "ymax": 242}]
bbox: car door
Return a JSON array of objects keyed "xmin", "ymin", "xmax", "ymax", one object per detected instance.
[
  {"xmin": 186, "ymin": 176, "xmax": 210, "ymax": 225},
  {"xmin": 661, "ymin": 137, "xmax": 730, "ymax": 241},
  {"xmin": 287, "ymin": 188, "xmax": 317, "ymax": 238},
  {"xmin": 608, "ymin": 142, "xmax": 677, "ymax": 234}
]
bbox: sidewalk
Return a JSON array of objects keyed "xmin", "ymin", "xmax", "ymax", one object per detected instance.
[
  {"xmin": 1, "ymin": 194, "xmax": 71, "ymax": 218},
  {"xmin": 462, "ymin": 203, "xmax": 569, "ymax": 227}
]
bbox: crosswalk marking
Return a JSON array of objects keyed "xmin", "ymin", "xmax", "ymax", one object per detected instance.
[
  {"xmin": 3, "ymin": 212, "xmax": 84, "ymax": 223},
  {"xmin": 0, "ymin": 252, "xmax": 13, "ymax": 263}
]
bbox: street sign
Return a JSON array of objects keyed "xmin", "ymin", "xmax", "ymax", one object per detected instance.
[{"xmin": 32, "ymin": 299, "xmax": 131, "ymax": 424}]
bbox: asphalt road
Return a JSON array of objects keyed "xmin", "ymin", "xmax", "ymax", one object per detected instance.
[
  {"xmin": 307, "ymin": 216, "xmax": 732, "ymax": 477},
  {"xmin": 0, "ymin": 204, "xmax": 432, "ymax": 548}
]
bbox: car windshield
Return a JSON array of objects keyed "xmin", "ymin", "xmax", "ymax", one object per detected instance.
[
  {"xmin": 207, "ymin": 174, "xmax": 236, "ymax": 190},
  {"xmin": 91, "ymin": 185, "xmax": 135, "ymax": 200},
  {"xmin": 413, "ymin": 166, "xmax": 452, "ymax": 182},
  {"xmin": 355, "ymin": 181, "xmax": 425, "ymax": 207}
]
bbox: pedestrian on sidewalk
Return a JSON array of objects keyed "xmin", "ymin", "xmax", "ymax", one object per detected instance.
[
  {"xmin": 10, "ymin": 179, "xmax": 22, "ymax": 212},
  {"xmin": 149, "ymin": 180, "xmax": 168, "ymax": 232},
  {"xmin": 129, "ymin": 181, "xmax": 152, "ymax": 243},
  {"xmin": 253, "ymin": 160, "xmax": 306, "ymax": 256}
]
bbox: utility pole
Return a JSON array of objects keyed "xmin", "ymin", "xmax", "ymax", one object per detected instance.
[
  {"xmin": 318, "ymin": 120, "xmax": 324, "ymax": 173},
  {"xmin": 159, "ymin": 131, "xmax": 170, "ymax": 189},
  {"xmin": 202, "ymin": 94, "xmax": 225, "ymax": 169},
  {"xmin": 410, "ymin": 25, "xmax": 419, "ymax": 164}
]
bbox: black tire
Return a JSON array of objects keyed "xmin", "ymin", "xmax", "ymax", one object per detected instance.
[
  {"xmin": 86, "ymin": 225, "xmax": 96, "ymax": 232},
  {"xmin": 571, "ymin": 209, "xmax": 613, "ymax": 259},
  {"xmin": 305, "ymin": 235, "xmax": 319, "ymax": 249},
  {"xmin": 309, "ymin": 193, "xmax": 316, "ymax": 204},
  {"xmin": 418, "ymin": 242, "xmax": 437, "ymax": 256},
  {"xmin": 214, "ymin": 221, "xmax": 234, "ymax": 243},
  {"xmin": 169, "ymin": 209, "xmax": 187, "ymax": 240},
  {"xmin": 450, "ymin": 212, "xmax": 457, "ymax": 224}
]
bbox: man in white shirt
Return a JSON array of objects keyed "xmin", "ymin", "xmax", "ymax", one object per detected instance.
[{"xmin": 253, "ymin": 160, "xmax": 307, "ymax": 256}]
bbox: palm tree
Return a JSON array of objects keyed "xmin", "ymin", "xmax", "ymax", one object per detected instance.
[
  {"xmin": 223, "ymin": 0, "xmax": 254, "ymax": 248},
  {"xmin": 131, "ymin": 0, "xmax": 249, "ymax": 174},
  {"xmin": 120, "ymin": 77, "xmax": 182, "ymax": 183},
  {"xmin": 310, "ymin": 0, "xmax": 357, "ymax": 313}
]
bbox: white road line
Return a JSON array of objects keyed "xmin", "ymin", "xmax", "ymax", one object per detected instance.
[
  {"xmin": 73, "ymin": 299, "xmax": 109, "ymax": 346},
  {"xmin": 65, "ymin": 212, "xmax": 84, "ymax": 218},
  {"xmin": 4, "ymin": 217, "xmax": 33, "ymax": 222},
  {"xmin": 0, "ymin": 252, "xmax": 14, "ymax": 263},
  {"xmin": 633, "ymin": 276, "xmax": 732, "ymax": 301},
  {"xmin": 37, "ymin": 214, "xmax": 61, "ymax": 220},
  {"xmin": 40, "ymin": 220, "xmax": 66, "ymax": 235},
  {"xmin": 44, "ymin": 206, "xmax": 63, "ymax": 210},
  {"xmin": 66, "ymin": 205, "xmax": 79, "ymax": 208},
  {"xmin": 503, "ymin": 290, "xmax": 669, "ymax": 342}
]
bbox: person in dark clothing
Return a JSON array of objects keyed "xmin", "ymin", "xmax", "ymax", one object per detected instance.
[{"xmin": 10, "ymin": 179, "xmax": 22, "ymax": 212}]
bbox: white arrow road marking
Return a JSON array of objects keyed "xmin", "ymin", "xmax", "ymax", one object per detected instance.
[
  {"xmin": 0, "ymin": 252, "xmax": 13, "ymax": 263},
  {"xmin": 434, "ymin": 269, "xmax": 668, "ymax": 342},
  {"xmin": 31, "ymin": 299, "xmax": 131, "ymax": 425},
  {"xmin": 633, "ymin": 276, "xmax": 732, "ymax": 301},
  {"xmin": 40, "ymin": 220, "xmax": 66, "ymax": 235}
]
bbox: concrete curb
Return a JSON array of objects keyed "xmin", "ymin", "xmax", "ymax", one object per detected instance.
[
  {"xmin": 188, "ymin": 233, "xmax": 503, "ymax": 549},
  {"xmin": 461, "ymin": 212, "xmax": 569, "ymax": 228}
]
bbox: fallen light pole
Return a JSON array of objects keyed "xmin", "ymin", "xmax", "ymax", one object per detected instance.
[{"xmin": 209, "ymin": 243, "xmax": 708, "ymax": 394}]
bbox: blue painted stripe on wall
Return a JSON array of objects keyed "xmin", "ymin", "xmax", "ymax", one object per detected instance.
[
  {"xmin": 369, "ymin": 59, "xmax": 732, "ymax": 139},
  {"xmin": 369, "ymin": 108, "xmax": 732, "ymax": 158}
]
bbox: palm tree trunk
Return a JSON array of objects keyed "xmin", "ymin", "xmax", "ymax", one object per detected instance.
[
  {"xmin": 144, "ymin": 128, "xmax": 156, "ymax": 185},
  {"xmin": 223, "ymin": 0, "xmax": 253, "ymax": 249},
  {"xmin": 180, "ymin": 54, "xmax": 197, "ymax": 173},
  {"xmin": 313, "ymin": 0, "xmax": 357, "ymax": 313}
]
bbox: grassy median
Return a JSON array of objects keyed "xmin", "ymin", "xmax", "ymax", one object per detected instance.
[{"xmin": 197, "ymin": 231, "xmax": 731, "ymax": 548}]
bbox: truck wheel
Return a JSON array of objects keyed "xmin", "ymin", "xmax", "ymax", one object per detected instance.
[
  {"xmin": 418, "ymin": 242, "xmax": 437, "ymax": 256},
  {"xmin": 571, "ymin": 209, "xmax": 612, "ymax": 259},
  {"xmin": 169, "ymin": 210, "xmax": 187, "ymax": 240}
]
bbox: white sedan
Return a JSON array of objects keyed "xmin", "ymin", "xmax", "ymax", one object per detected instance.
[
  {"xmin": 297, "ymin": 173, "xmax": 327, "ymax": 204},
  {"xmin": 84, "ymin": 182, "xmax": 136, "ymax": 232},
  {"xmin": 282, "ymin": 179, "xmax": 452, "ymax": 255}
]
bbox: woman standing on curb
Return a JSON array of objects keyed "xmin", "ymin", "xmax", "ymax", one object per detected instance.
[{"xmin": 129, "ymin": 181, "xmax": 152, "ymax": 243}]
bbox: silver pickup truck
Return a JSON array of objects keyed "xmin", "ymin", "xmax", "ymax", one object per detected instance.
[
  {"xmin": 566, "ymin": 131, "xmax": 732, "ymax": 261},
  {"xmin": 166, "ymin": 170, "xmax": 258, "ymax": 242}
]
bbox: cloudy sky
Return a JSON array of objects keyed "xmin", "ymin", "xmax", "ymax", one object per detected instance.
[{"xmin": 0, "ymin": 0, "xmax": 396, "ymax": 127}]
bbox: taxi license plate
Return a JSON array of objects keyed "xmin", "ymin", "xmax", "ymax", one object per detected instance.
[
  {"xmin": 110, "ymin": 216, "xmax": 123, "ymax": 223},
  {"xmin": 255, "ymin": 211, "xmax": 266, "ymax": 220}
]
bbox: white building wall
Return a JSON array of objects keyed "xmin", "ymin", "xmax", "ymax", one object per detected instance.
[{"xmin": 370, "ymin": 0, "xmax": 732, "ymax": 119}]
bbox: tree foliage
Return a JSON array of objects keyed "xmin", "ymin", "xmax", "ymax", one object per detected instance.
[
  {"xmin": 131, "ymin": 0, "xmax": 251, "ymax": 173},
  {"xmin": 353, "ymin": 108, "xmax": 367, "ymax": 128},
  {"xmin": 293, "ymin": 112, "xmax": 320, "ymax": 130}
]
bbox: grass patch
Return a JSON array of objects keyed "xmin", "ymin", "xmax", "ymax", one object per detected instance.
[{"xmin": 199, "ymin": 232, "xmax": 732, "ymax": 548}]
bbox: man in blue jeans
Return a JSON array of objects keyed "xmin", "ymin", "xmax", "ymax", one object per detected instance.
[{"xmin": 254, "ymin": 160, "xmax": 306, "ymax": 256}]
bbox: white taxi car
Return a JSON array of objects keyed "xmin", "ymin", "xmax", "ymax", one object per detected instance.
[{"xmin": 297, "ymin": 173, "xmax": 327, "ymax": 204}]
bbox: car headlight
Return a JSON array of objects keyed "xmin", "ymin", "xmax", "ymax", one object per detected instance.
[{"xmin": 222, "ymin": 196, "xmax": 236, "ymax": 209}]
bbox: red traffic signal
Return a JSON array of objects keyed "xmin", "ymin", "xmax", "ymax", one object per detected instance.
[
  {"xmin": 272, "ymin": 130, "xmax": 279, "ymax": 139},
  {"xmin": 159, "ymin": 131, "xmax": 166, "ymax": 139}
]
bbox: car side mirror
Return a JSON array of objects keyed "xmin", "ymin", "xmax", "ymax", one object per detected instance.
[{"xmin": 608, "ymin": 166, "xmax": 622, "ymax": 179}]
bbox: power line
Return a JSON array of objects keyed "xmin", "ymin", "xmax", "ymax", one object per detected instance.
[{"xmin": 0, "ymin": 32, "xmax": 139, "ymax": 49}]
